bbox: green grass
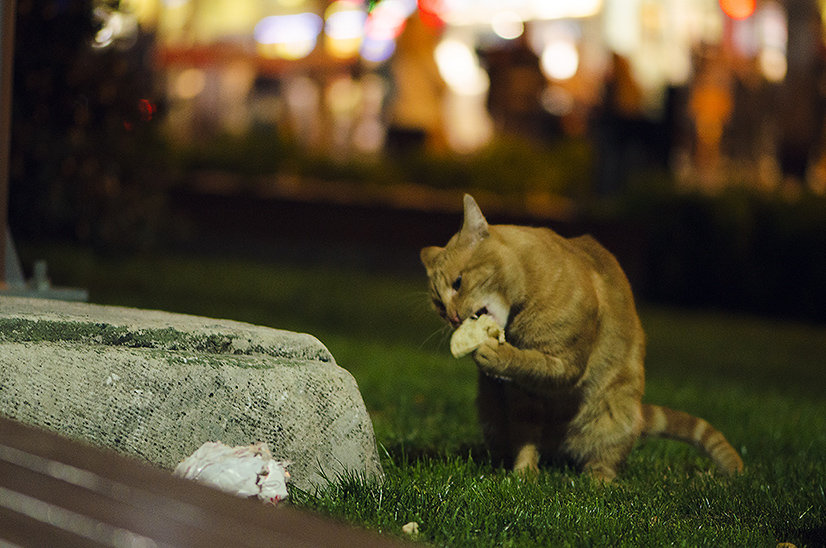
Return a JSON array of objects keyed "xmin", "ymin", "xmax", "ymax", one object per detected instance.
[{"xmin": 19, "ymin": 244, "xmax": 826, "ymax": 546}]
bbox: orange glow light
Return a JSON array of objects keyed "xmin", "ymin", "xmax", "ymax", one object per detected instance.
[{"xmin": 719, "ymin": 0, "xmax": 756, "ymax": 20}]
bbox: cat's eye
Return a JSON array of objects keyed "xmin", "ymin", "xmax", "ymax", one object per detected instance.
[
  {"xmin": 452, "ymin": 275, "xmax": 462, "ymax": 291},
  {"xmin": 433, "ymin": 299, "xmax": 446, "ymax": 312}
]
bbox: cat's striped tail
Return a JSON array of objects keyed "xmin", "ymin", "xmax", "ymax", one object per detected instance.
[{"xmin": 641, "ymin": 404, "xmax": 744, "ymax": 475}]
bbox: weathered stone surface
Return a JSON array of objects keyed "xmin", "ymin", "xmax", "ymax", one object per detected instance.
[{"xmin": 0, "ymin": 297, "xmax": 383, "ymax": 492}]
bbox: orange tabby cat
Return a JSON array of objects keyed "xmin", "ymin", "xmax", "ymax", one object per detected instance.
[{"xmin": 421, "ymin": 195, "xmax": 743, "ymax": 481}]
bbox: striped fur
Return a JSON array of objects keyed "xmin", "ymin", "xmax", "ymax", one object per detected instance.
[
  {"xmin": 422, "ymin": 195, "xmax": 744, "ymax": 481},
  {"xmin": 642, "ymin": 404, "xmax": 744, "ymax": 475}
]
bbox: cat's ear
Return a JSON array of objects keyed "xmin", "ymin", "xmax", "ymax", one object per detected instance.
[
  {"xmin": 461, "ymin": 194, "xmax": 489, "ymax": 242},
  {"xmin": 420, "ymin": 246, "xmax": 443, "ymax": 270}
]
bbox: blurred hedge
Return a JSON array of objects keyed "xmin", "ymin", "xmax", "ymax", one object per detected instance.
[
  {"xmin": 613, "ymin": 186, "xmax": 826, "ymax": 322},
  {"xmin": 169, "ymin": 132, "xmax": 591, "ymax": 198}
]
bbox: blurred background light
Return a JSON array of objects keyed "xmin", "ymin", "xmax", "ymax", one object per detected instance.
[
  {"xmin": 759, "ymin": 48, "xmax": 787, "ymax": 82},
  {"xmin": 325, "ymin": 2, "xmax": 368, "ymax": 59},
  {"xmin": 437, "ymin": 0, "xmax": 601, "ymax": 26},
  {"xmin": 602, "ymin": 0, "xmax": 640, "ymax": 56},
  {"xmin": 757, "ymin": 1, "xmax": 787, "ymax": 82},
  {"xmin": 92, "ymin": 0, "xmax": 808, "ymax": 161},
  {"xmin": 732, "ymin": 17, "xmax": 760, "ymax": 57},
  {"xmin": 719, "ymin": 0, "xmax": 756, "ymax": 20},
  {"xmin": 365, "ymin": 0, "xmax": 414, "ymax": 41},
  {"xmin": 360, "ymin": 35, "xmax": 397, "ymax": 62},
  {"xmin": 352, "ymin": 73, "xmax": 387, "ymax": 153},
  {"xmin": 417, "ymin": 0, "xmax": 446, "ymax": 27},
  {"xmin": 174, "ymin": 68, "xmax": 207, "ymax": 99},
  {"xmin": 435, "ymin": 38, "xmax": 490, "ymax": 95},
  {"xmin": 93, "ymin": 8, "xmax": 139, "ymax": 49},
  {"xmin": 325, "ymin": 3, "xmax": 368, "ymax": 40},
  {"xmin": 326, "ymin": 76, "xmax": 363, "ymax": 115},
  {"xmin": 138, "ymin": 99, "xmax": 157, "ymax": 121},
  {"xmin": 531, "ymin": 0, "xmax": 602, "ymax": 20},
  {"xmin": 540, "ymin": 39, "xmax": 579, "ymax": 81},
  {"xmin": 352, "ymin": 119, "xmax": 386, "ymax": 153},
  {"xmin": 759, "ymin": 1, "xmax": 787, "ymax": 50},
  {"xmin": 442, "ymin": 92, "xmax": 494, "ymax": 152},
  {"xmin": 276, "ymin": 0, "xmax": 308, "ymax": 7},
  {"xmin": 540, "ymin": 85, "xmax": 575, "ymax": 116},
  {"xmin": 254, "ymin": 13, "xmax": 323, "ymax": 60},
  {"xmin": 490, "ymin": 11, "xmax": 524, "ymax": 40},
  {"xmin": 325, "ymin": 36, "xmax": 364, "ymax": 60}
]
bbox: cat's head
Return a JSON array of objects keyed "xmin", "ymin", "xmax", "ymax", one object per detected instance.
[{"xmin": 420, "ymin": 195, "xmax": 511, "ymax": 330}]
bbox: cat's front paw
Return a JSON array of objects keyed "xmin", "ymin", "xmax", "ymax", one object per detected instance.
[{"xmin": 473, "ymin": 338, "xmax": 513, "ymax": 380}]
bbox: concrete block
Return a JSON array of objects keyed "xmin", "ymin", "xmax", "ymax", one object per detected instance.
[{"xmin": 0, "ymin": 297, "xmax": 383, "ymax": 492}]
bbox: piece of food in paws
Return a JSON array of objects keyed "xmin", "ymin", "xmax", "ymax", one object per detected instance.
[{"xmin": 450, "ymin": 314, "xmax": 505, "ymax": 358}]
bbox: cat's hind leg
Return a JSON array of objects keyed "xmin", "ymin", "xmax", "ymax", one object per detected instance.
[
  {"xmin": 569, "ymin": 398, "xmax": 641, "ymax": 482},
  {"xmin": 577, "ymin": 428, "xmax": 638, "ymax": 482},
  {"xmin": 477, "ymin": 372, "xmax": 510, "ymax": 467},
  {"xmin": 513, "ymin": 443, "xmax": 540, "ymax": 475},
  {"xmin": 506, "ymin": 385, "xmax": 545, "ymax": 475}
]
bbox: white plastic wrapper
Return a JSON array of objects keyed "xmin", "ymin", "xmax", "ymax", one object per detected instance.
[{"xmin": 174, "ymin": 441, "xmax": 290, "ymax": 505}]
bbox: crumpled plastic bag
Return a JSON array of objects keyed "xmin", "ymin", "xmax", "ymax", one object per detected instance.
[{"xmin": 173, "ymin": 441, "xmax": 290, "ymax": 505}]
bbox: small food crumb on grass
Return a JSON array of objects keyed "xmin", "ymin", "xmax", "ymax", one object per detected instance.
[{"xmin": 402, "ymin": 521, "xmax": 419, "ymax": 536}]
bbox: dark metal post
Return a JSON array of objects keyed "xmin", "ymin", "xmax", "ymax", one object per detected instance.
[{"xmin": 0, "ymin": 0, "xmax": 16, "ymax": 289}]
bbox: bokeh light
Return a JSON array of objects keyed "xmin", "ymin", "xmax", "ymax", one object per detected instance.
[
  {"xmin": 759, "ymin": 1, "xmax": 787, "ymax": 50},
  {"xmin": 491, "ymin": 11, "xmax": 524, "ymax": 41},
  {"xmin": 532, "ymin": 0, "xmax": 602, "ymax": 19},
  {"xmin": 435, "ymin": 38, "xmax": 490, "ymax": 96},
  {"xmin": 760, "ymin": 48, "xmax": 787, "ymax": 82},
  {"xmin": 326, "ymin": 3, "xmax": 367, "ymax": 39},
  {"xmin": 540, "ymin": 85, "xmax": 575, "ymax": 116},
  {"xmin": 360, "ymin": 35, "xmax": 397, "ymax": 63},
  {"xmin": 174, "ymin": 68, "xmax": 206, "ymax": 99},
  {"xmin": 758, "ymin": 1, "xmax": 787, "ymax": 82},
  {"xmin": 719, "ymin": 0, "xmax": 756, "ymax": 20},
  {"xmin": 254, "ymin": 13, "xmax": 323, "ymax": 60},
  {"xmin": 364, "ymin": 0, "xmax": 413, "ymax": 41},
  {"xmin": 93, "ymin": 8, "xmax": 139, "ymax": 49},
  {"xmin": 325, "ymin": 2, "xmax": 367, "ymax": 59},
  {"xmin": 540, "ymin": 40, "xmax": 579, "ymax": 81},
  {"xmin": 138, "ymin": 99, "xmax": 157, "ymax": 122},
  {"xmin": 326, "ymin": 76, "xmax": 363, "ymax": 115},
  {"xmin": 358, "ymin": 0, "xmax": 414, "ymax": 62},
  {"xmin": 417, "ymin": 0, "xmax": 446, "ymax": 28},
  {"xmin": 275, "ymin": 0, "xmax": 307, "ymax": 7}
]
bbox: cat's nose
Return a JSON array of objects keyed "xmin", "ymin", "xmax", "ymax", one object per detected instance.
[{"xmin": 448, "ymin": 312, "xmax": 461, "ymax": 327}]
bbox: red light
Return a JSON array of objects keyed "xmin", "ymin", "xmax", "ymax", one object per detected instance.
[
  {"xmin": 418, "ymin": 0, "xmax": 445, "ymax": 28},
  {"xmin": 719, "ymin": 0, "xmax": 756, "ymax": 20},
  {"xmin": 138, "ymin": 99, "xmax": 157, "ymax": 122},
  {"xmin": 124, "ymin": 99, "xmax": 157, "ymax": 131}
]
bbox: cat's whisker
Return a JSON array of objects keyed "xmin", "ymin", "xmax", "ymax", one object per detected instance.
[{"xmin": 418, "ymin": 323, "xmax": 452, "ymax": 350}]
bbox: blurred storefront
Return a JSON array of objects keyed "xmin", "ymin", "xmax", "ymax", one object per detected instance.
[{"xmin": 100, "ymin": 0, "xmax": 826, "ymax": 191}]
